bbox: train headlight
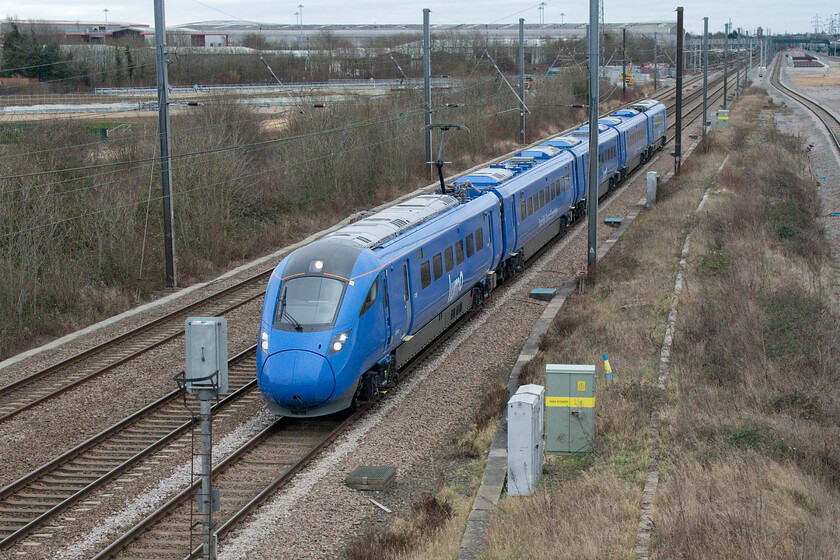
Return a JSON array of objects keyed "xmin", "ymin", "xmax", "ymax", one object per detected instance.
[
  {"xmin": 261, "ymin": 330, "xmax": 269, "ymax": 352},
  {"xmin": 329, "ymin": 330, "xmax": 351, "ymax": 355}
]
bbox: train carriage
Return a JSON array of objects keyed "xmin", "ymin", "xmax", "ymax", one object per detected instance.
[{"xmin": 632, "ymin": 99, "xmax": 668, "ymax": 156}]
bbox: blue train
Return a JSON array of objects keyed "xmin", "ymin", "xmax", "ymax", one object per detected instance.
[{"xmin": 257, "ymin": 100, "xmax": 667, "ymax": 416}]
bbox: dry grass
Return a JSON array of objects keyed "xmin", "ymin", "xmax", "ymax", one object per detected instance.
[
  {"xmin": 652, "ymin": 90, "xmax": 840, "ymax": 559},
  {"xmin": 479, "ymin": 89, "xmax": 840, "ymax": 559},
  {"xmin": 475, "ymin": 93, "xmax": 732, "ymax": 559}
]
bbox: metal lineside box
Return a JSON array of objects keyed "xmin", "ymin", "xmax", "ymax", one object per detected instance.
[{"xmin": 545, "ymin": 364, "xmax": 595, "ymax": 454}]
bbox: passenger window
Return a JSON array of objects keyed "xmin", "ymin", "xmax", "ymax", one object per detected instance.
[
  {"xmin": 475, "ymin": 228, "xmax": 484, "ymax": 250},
  {"xmin": 433, "ymin": 254, "xmax": 443, "ymax": 280},
  {"xmin": 466, "ymin": 234, "xmax": 475, "ymax": 258},
  {"xmin": 520, "ymin": 201, "xmax": 526, "ymax": 220},
  {"xmin": 359, "ymin": 280, "xmax": 378, "ymax": 316},
  {"xmin": 444, "ymin": 247, "xmax": 454, "ymax": 272},
  {"xmin": 420, "ymin": 261, "xmax": 431, "ymax": 289},
  {"xmin": 544, "ymin": 186, "xmax": 549, "ymax": 203},
  {"xmin": 527, "ymin": 197, "xmax": 533, "ymax": 216},
  {"xmin": 539, "ymin": 190, "xmax": 544, "ymax": 208},
  {"xmin": 455, "ymin": 240, "xmax": 464, "ymax": 264}
]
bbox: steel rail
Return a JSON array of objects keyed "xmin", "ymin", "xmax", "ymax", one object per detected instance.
[
  {"xmin": 768, "ymin": 55, "xmax": 840, "ymax": 153},
  {"xmin": 0, "ymin": 346, "xmax": 258, "ymax": 548},
  {"xmin": 0, "ymin": 269, "xmax": 269, "ymax": 424}
]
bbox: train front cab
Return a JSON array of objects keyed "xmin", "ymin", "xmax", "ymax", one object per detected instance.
[{"xmin": 258, "ymin": 242, "xmax": 387, "ymax": 417}]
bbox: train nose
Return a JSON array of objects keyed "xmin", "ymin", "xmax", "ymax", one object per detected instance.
[{"xmin": 259, "ymin": 350, "xmax": 336, "ymax": 409}]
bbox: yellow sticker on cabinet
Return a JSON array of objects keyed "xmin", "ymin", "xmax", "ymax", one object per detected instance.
[{"xmin": 577, "ymin": 380, "xmax": 586, "ymax": 392}]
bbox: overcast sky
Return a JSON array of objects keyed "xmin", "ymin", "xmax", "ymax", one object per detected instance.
[{"xmin": 2, "ymin": 0, "xmax": 830, "ymax": 35}]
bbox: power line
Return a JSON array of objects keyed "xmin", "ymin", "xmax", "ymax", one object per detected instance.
[{"xmin": 0, "ymin": 85, "xmax": 516, "ymax": 206}]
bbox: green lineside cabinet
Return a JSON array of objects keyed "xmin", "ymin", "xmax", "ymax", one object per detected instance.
[{"xmin": 545, "ymin": 364, "xmax": 596, "ymax": 454}]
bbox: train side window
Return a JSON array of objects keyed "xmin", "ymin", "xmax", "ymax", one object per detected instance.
[
  {"xmin": 359, "ymin": 280, "xmax": 378, "ymax": 316},
  {"xmin": 475, "ymin": 228, "xmax": 484, "ymax": 250},
  {"xmin": 444, "ymin": 247, "xmax": 454, "ymax": 272},
  {"xmin": 433, "ymin": 254, "xmax": 443, "ymax": 280},
  {"xmin": 520, "ymin": 200, "xmax": 526, "ymax": 220},
  {"xmin": 455, "ymin": 240, "xmax": 464, "ymax": 264},
  {"xmin": 420, "ymin": 261, "xmax": 431, "ymax": 289},
  {"xmin": 466, "ymin": 233, "xmax": 475, "ymax": 258},
  {"xmin": 544, "ymin": 186, "xmax": 549, "ymax": 204},
  {"xmin": 418, "ymin": 248, "xmax": 423, "ymax": 259},
  {"xmin": 539, "ymin": 190, "xmax": 544, "ymax": 208},
  {"xmin": 527, "ymin": 197, "xmax": 533, "ymax": 216}
]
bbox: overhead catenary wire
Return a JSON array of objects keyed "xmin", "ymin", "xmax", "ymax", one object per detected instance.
[
  {"xmin": 1, "ymin": 85, "xmax": 525, "ymax": 236},
  {"xmin": 0, "ymin": 74, "xmax": 513, "ymax": 187}
]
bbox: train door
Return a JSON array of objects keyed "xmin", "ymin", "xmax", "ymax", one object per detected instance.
[
  {"xmin": 384, "ymin": 263, "xmax": 412, "ymax": 349},
  {"xmin": 381, "ymin": 270, "xmax": 392, "ymax": 349}
]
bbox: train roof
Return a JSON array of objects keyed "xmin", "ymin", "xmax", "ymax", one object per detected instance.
[
  {"xmin": 571, "ymin": 123, "xmax": 611, "ymax": 135},
  {"xmin": 612, "ymin": 108, "xmax": 640, "ymax": 117},
  {"xmin": 631, "ymin": 99, "xmax": 663, "ymax": 112},
  {"xmin": 326, "ymin": 194, "xmax": 459, "ymax": 249},
  {"xmin": 543, "ymin": 135, "xmax": 583, "ymax": 149},
  {"xmin": 518, "ymin": 146, "xmax": 562, "ymax": 159}
]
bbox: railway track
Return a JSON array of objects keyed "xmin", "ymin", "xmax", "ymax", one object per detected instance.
[
  {"xmin": 0, "ymin": 348, "xmax": 260, "ymax": 548},
  {"xmin": 769, "ymin": 55, "xmax": 840, "ymax": 153},
  {"xmin": 0, "ymin": 270, "xmax": 269, "ymax": 424},
  {"xmin": 0, "ymin": 71, "xmax": 737, "ymax": 556},
  {"xmin": 91, "ymin": 414, "xmax": 354, "ymax": 560}
]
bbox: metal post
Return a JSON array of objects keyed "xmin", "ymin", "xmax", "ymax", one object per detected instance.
[
  {"xmin": 674, "ymin": 7, "xmax": 683, "ymax": 175},
  {"xmin": 748, "ymin": 37, "xmax": 752, "ymax": 81},
  {"xmin": 723, "ymin": 22, "xmax": 729, "ymax": 109},
  {"xmin": 587, "ymin": 17, "xmax": 599, "ymax": 275},
  {"xmin": 154, "ymin": 0, "xmax": 177, "ymax": 288},
  {"xmin": 736, "ymin": 36, "xmax": 741, "ymax": 96},
  {"xmin": 702, "ymin": 17, "xmax": 709, "ymax": 140},
  {"xmin": 423, "ymin": 8, "xmax": 432, "ymax": 178},
  {"xmin": 519, "ymin": 18, "xmax": 526, "ymax": 144},
  {"xmin": 653, "ymin": 32, "xmax": 657, "ymax": 90},
  {"xmin": 622, "ymin": 27, "xmax": 626, "ymax": 98},
  {"xmin": 198, "ymin": 390, "xmax": 214, "ymax": 560}
]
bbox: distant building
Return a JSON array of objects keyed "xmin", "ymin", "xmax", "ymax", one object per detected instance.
[
  {"xmin": 0, "ymin": 20, "xmax": 148, "ymax": 43},
  {"xmin": 175, "ymin": 20, "xmax": 678, "ymax": 48}
]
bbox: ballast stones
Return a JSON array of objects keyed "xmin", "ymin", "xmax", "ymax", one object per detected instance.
[{"xmin": 345, "ymin": 465, "xmax": 397, "ymax": 491}]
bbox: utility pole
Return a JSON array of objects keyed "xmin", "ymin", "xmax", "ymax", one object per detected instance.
[
  {"xmin": 298, "ymin": 4, "xmax": 304, "ymax": 46},
  {"xmin": 519, "ymin": 18, "xmax": 526, "ymax": 144},
  {"xmin": 748, "ymin": 36, "xmax": 752, "ymax": 81},
  {"xmin": 702, "ymin": 17, "xmax": 708, "ymax": 140},
  {"xmin": 653, "ymin": 32, "xmax": 658, "ymax": 90},
  {"xmin": 423, "ymin": 8, "xmax": 432, "ymax": 178},
  {"xmin": 723, "ymin": 22, "xmax": 729, "ymax": 109},
  {"xmin": 674, "ymin": 6, "xmax": 683, "ymax": 175},
  {"xmin": 587, "ymin": 17, "xmax": 599, "ymax": 275},
  {"xmin": 154, "ymin": 0, "xmax": 176, "ymax": 288},
  {"xmin": 736, "ymin": 35, "xmax": 741, "ymax": 97},
  {"xmin": 622, "ymin": 27, "xmax": 626, "ymax": 98}
]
